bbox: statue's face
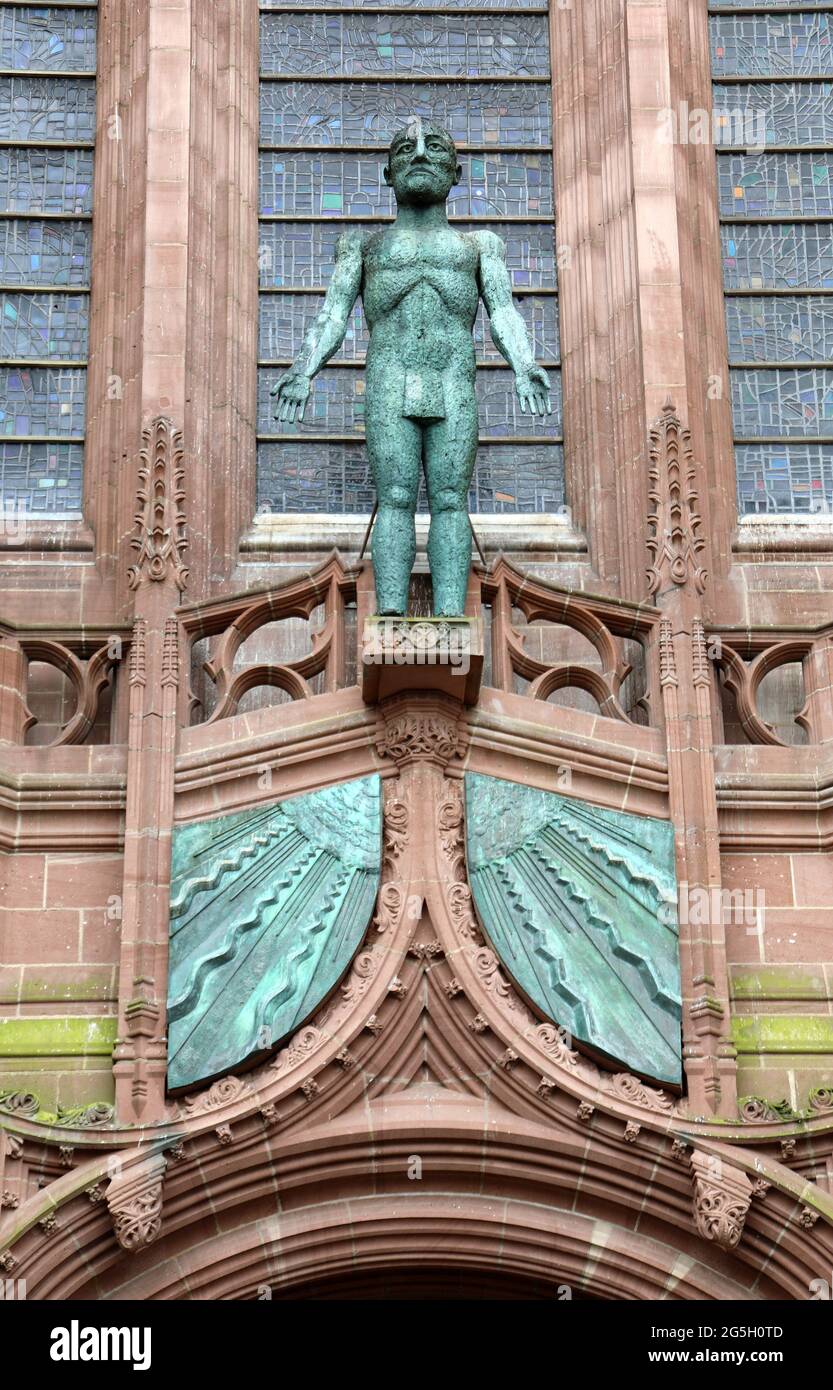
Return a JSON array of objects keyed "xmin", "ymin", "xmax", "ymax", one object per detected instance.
[{"xmin": 384, "ymin": 122, "xmax": 461, "ymax": 207}]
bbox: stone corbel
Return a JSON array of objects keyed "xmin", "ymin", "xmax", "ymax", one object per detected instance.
[
  {"xmin": 106, "ymin": 1150, "xmax": 167, "ymax": 1253},
  {"xmin": 690, "ymin": 1149, "xmax": 752, "ymax": 1251}
]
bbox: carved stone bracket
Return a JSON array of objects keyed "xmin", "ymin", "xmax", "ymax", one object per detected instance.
[
  {"xmin": 375, "ymin": 692, "xmax": 466, "ymax": 770},
  {"xmin": 106, "ymin": 1151, "xmax": 167, "ymax": 1253},
  {"xmin": 690, "ymin": 1149, "xmax": 752, "ymax": 1250}
]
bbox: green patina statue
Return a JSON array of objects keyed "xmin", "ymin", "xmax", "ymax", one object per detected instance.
[{"xmin": 272, "ymin": 120, "xmax": 552, "ymax": 617}]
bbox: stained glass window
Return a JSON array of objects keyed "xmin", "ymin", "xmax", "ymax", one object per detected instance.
[
  {"xmin": 257, "ymin": 0, "xmax": 561, "ymax": 516},
  {"xmin": 711, "ymin": 5, "xmax": 833, "ymax": 514},
  {"xmin": 0, "ymin": 6, "xmax": 95, "ymax": 516}
]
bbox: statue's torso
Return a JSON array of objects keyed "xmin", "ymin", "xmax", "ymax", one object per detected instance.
[{"xmin": 362, "ymin": 226, "xmax": 479, "ymax": 375}]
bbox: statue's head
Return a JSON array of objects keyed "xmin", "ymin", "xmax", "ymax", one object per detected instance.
[{"xmin": 384, "ymin": 120, "xmax": 461, "ymax": 207}]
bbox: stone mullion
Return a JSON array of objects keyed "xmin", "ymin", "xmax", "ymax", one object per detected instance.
[
  {"xmin": 186, "ymin": 0, "xmax": 259, "ymax": 599},
  {"xmin": 551, "ymin": 0, "xmax": 634, "ymax": 590},
  {"xmin": 667, "ymin": 0, "xmax": 737, "ymax": 593}
]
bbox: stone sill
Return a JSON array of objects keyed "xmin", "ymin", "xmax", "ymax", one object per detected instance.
[
  {"xmin": 0, "ymin": 515, "xmax": 94, "ymax": 553},
  {"xmin": 734, "ymin": 514, "xmax": 833, "ymax": 555},
  {"xmin": 242, "ymin": 511, "xmax": 588, "ymax": 555}
]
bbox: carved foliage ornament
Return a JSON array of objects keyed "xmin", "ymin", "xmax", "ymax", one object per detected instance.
[
  {"xmin": 690, "ymin": 1150, "xmax": 752, "ymax": 1251},
  {"xmin": 106, "ymin": 1152, "xmax": 167, "ymax": 1253},
  {"xmin": 128, "ymin": 416, "xmax": 188, "ymax": 591},
  {"xmin": 376, "ymin": 696, "xmax": 464, "ymax": 768}
]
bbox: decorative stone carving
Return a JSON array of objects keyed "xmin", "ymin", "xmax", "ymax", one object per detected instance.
[
  {"xmin": 690, "ymin": 1151, "xmax": 753, "ymax": 1251},
  {"xmin": 128, "ymin": 416, "xmax": 188, "ymax": 591},
  {"xmin": 798, "ymin": 1206, "xmax": 820, "ymax": 1230},
  {"xmin": 647, "ymin": 400, "xmax": 707, "ymax": 597},
  {"xmin": 106, "ymin": 1151, "xmax": 166, "ymax": 1253},
  {"xmin": 182, "ymin": 1075, "xmax": 251, "ymax": 1115},
  {"xmin": 361, "ymin": 616, "xmax": 484, "ymax": 705},
  {"xmin": 54, "ymin": 1102, "xmax": 115, "ymax": 1128},
  {"xmin": 0, "ymin": 1090, "xmax": 40, "ymax": 1118},
  {"xmin": 606, "ymin": 1073, "xmax": 674, "ymax": 1114},
  {"xmin": 624, "ymin": 1122, "xmax": 641, "ymax": 1143},
  {"xmin": 658, "ymin": 619, "xmax": 677, "ymax": 688},
  {"xmin": 577, "ymin": 1102, "xmax": 595, "ymax": 1123},
  {"xmin": 376, "ymin": 694, "xmax": 465, "ymax": 769}
]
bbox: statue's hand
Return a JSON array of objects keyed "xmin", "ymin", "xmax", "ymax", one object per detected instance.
[
  {"xmin": 271, "ymin": 369, "xmax": 312, "ymax": 425},
  {"xmin": 515, "ymin": 365, "xmax": 552, "ymax": 417}
]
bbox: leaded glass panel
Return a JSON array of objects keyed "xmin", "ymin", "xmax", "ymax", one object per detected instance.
[
  {"xmin": 259, "ymin": 13, "xmax": 550, "ymax": 78},
  {"xmin": 0, "ymin": 292, "xmax": 89, "ymax": 359},
  {"xmin": 257, "ymin": 2, "xmax": 559, "ymax": 515},
  {"xmin": 731, "ymin": 367, "xmax": 833, "ymax": 436},
  {"xmin": 713, "ymin": 82, "xmax": 833, "ymax": 147},
  {"xmin": 0, "ymin": 8, "xmax": 97, "ymax": 73},
  {"xmin": 257, "ymin": 367, "xmax": 563, "ymax": 437},
  {"xmin": 711, "ymin": 14, "xmax": 833, "ymax": 78},
  {"xmin": 260, "ymin": 0, "xmax": 547, "ymax": 8},
  {"xmin": 0, "ymin": 365, "xmax": 85, "ymax": 435},
  {"xmin": 0, "ymin": 147, "xmax": 94, "ymax": 214},
  {"xmin": 0, "ymin": 76, "xmax": 96, "ymax": 143},
  {"xmin": 258, "ymin": 292, "xmax": 559, "ymax": 364},
  {"xmin": 711, "ymin": 1, "xmax": 812, "ymax": 8},
  {"xmin": 259, "ymin": 150, "xmax": 553, "ymax": 218},
  {"xmin": 0, "ymin": 439, "xmax": 82, "ymax": 511},
  {"xmin": 725, "ymin": 296, "xmax": 833, "ymax": 363},
  {"xmin": 722, "ymin": 223, "xmax": 833, "ymax": 289},
  {"xmin": 257, "ymin": 220, "xmax": 557, "ymax": 289},
  {"xmin": 718, "ymin": 152, "xmax": 833, "ymax": 217},
  {"xmin": 256, "ymin": 442, "xmax": 564, "ymax": 515},
  {"xmin": 0, "ymin": 2, "xmax": 96, "ymax": 515},
  {"xmin": 259, "ymin": 81, "xmax": 552, "ymax": 148},
  {"xmin": 736, "ymin": 442, "xmax": 833, "ymax": 513}
]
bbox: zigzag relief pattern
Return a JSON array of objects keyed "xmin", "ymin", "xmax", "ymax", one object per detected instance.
[
  {"xmin": 167, "ymin": 776, "xmax": 382, "ymax": 1090},
  {"xmin": 464, "ymin": 772, "xmax": 682, "ymax": 1086}
]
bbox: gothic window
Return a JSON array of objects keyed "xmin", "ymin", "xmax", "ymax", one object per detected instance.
[
  {"xmin": 0, "ymin": 3, "xmax": 96, "ymax": 517},
  {"xmin": 711, "ymin": 1, "xmax": 833, "ymax": 514},
  {"xmin": 256, "ymin": 0, "xmax": 563, "ymax": 516}
]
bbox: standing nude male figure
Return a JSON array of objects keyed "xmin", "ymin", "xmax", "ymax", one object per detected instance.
[{"xmin": 272, "ymin": 120, "xmax": 552, "ymax": 617}]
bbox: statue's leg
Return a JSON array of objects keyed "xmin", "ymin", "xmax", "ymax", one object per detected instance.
[
  {"xmin": 423, "ymin": 392, "xmax": 478, "ymax": 617},
  {"xmin": 366, "ymin": 380, "xmax": 421, "ymax": 616}
]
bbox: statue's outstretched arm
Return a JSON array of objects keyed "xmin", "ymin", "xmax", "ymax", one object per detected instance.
[
  {"xmin": 475, "ymin": 229, "xmax": 551, "ymax": 417},
  {"xmin": 272, "ymin": 231, "xmax": 364, "ymax": 424}
]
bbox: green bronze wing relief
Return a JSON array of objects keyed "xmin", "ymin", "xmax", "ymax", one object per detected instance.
[
  {"xmin": 167, "ymin": 775, "xmax": 382, "ymax": 1091},
  {"xmin": 464, "ymin": 772, "xmax": 682, "ymax": 1087}
]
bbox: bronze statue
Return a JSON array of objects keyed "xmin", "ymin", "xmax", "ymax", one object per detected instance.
[{"xmin": 272, "ymin": 120, "xmax": 551, "ymax": 616}]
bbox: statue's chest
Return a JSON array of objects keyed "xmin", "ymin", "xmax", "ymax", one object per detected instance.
[{"xmin": 365, "ymin": 232, "xmax": 478, "ymax": 285}]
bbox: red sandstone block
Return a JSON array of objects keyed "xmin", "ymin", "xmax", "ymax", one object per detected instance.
[
  {"xmin": 791, "ymin": 855, "xmax": 833, "ymax": 908},
  {"xmin": 1, "ymin": 853, "xmax": 45, "ymax": 908},
  {"xmin": 1, "ymin": 909, "xmax": 81, "ymax": 963},
  {"xmin": 79, "ymin": 908, "xmax": 123, "ymax": 966},
  {"xmin": 721, "ymin": 853, "xmax": 794, "ymax": 906},
  {"xmin": 44, "ymin": 855, "xmax": 122, "ymax": 909}
]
